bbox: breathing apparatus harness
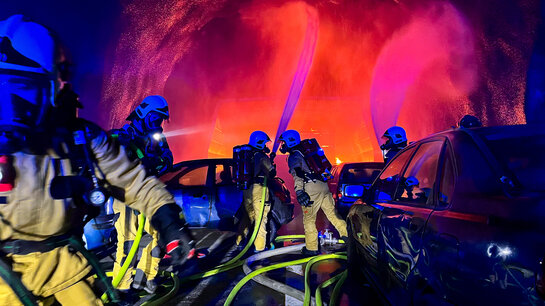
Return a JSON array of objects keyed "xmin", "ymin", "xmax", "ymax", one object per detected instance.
[
  {"xmin": 289, "ymin": 138, "xmax": 334, "ymax": 183},
  {"xmin": 233, "ymin": 145, "xmax": 274, "ymax": 189},
  {"xmin": 0, "ymin": 121, "xmax": 122, "ymax": 304}
]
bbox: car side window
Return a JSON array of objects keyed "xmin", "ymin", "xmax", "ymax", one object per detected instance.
[
  {"xmin": 396, "ymin": 141, "xmax": 444, "ymax": 205},
  {"xmin": 438, "ymin": 145, "xmax": 455, "ymax": 207},
  {"xmin": 178, "ymin": 166, "xmax": 208, "ymax": 186},
  {"xmin": 216, "ymin": 164, "xmax": 234, "ymax": 185},
  {"xmin": 373, "ymin": 146, "xmax": 417, "ymax": 202}
]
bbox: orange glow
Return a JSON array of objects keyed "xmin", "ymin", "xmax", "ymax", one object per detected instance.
[{"xmin": 102, "ymin": 0, "xmax": 531, "ymax": 165}]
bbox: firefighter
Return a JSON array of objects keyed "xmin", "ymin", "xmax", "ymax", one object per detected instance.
[
  {"xmin": 109, "ymin": 96, "xmax": 173, "ymax": 294},
  {"xmin": 380, "ymin": 126, "xmax": 407, "ymax": 164},
  {"xmin": 278, "ymin": 130, "xmax": 347, "ymax": 256},
  {"xmin": 111, "ymin": 95, "xmax": 173, "ymax": 177},
  {"xmin": 458, "ymin": 114, "xmax": 483, "ymax": 128},
  {"xmin": 0, "ymin": 15, "xmax": 194, "ymax": 305},
  {"xmin": 235, "ymin": 131, "xmax": 276, "ymax": 252}
]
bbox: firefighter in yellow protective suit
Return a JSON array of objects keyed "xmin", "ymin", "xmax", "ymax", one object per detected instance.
[
  {"xmin": 109, "ymin": 96, "xmax": 173, "ymax": 294},
  {"xmin": 236, "ymin": 131, "xmax": 276, "ymax": 252},
  {"xmin": 279, "ymin": 130, "xmax": 347, "ymax": 256},
  {"xmin": 0, "ymin": 15, "xmax": 194, "ymax": 305}
]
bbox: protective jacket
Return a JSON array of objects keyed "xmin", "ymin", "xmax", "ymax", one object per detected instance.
[
  {"xmin": 383, "ymin": 145, "xmax": 404, "ymax": 164},
  {"xmin": 286, "ymin": 149, "xmax": 347, "ymax": 251},
  {"xmin": 110, "ymin": 124, "xmax": 173, "ymax": 176},
  {"xmin": 236, "ymin": 150, "xmax": 275, "ymax": 251},
  {"xmin": 0, "ymin": 119, "xmax": 174, "ymax": 299},
  {"xmin": 287, "ymin": 150, "xmax": 317, "ymax": 192},
  {"xmin": 252, "ymin": 151, "xmax": 275, "ymax": 181}
]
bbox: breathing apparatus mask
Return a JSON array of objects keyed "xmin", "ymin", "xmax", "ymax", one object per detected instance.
[{"xmin": 279, "ymin": 140, "xmax": 289, "ymax": 154}]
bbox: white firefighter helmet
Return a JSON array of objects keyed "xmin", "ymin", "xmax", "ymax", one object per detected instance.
[
  {"xmin": 279, "ymin": 130, "xmax": 301, "ymax": 148},
  {"xmin": 249, "ymin": 131, "xmax": 271, "ymax": 150},
  {"xmin": 0, "ymin": 15, "xmax": 55, "ymax": 75},
  {"xmin": 382, "ymin": 126, "xmax": 407, "ymax": 145},
  {"xmin": 0, "ymin": 15, "xmax": 56, "ymax": 131},
  {"xmin": 127, "ymin": 95, "xmax": 169, "ymax": 121}
]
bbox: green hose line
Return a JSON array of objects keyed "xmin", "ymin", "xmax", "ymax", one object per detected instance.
[
  {"xmin": 101, "ymin": 213, "xmax": 146, "ymax": 302},
  {"xmin": 0, "ymin": 257, "xmax": 38, "ymax": 306},
  {"xmin": 218, "ymin": 177, "xmax": 267, "ymax": 268},
  {"xmin": 303, "ymin": 254, "xmax": 347, "ymax": 306},
  {"xmin": 315, "ymin": 272, "xmax": 345, "ymax": 306},
  {"xmin": 274, "ymin": 236, "xmax": 344, "ymax": 244},
  {"xmin": 224, "ymin": 256, "xmax": 316, "ymax": 306},
  {"xmin": 66, "ymin": 236, "xmax": 120, "ymax": 304},
  {"xmin": 329, "ymin": 270, "xmax": 348, "ymax": 306},
  {"xmin": 181, "ymin": 260, "xmax": 244, "ymax": 282},
  {"xmin": 142, "ymin": 271, "xmax": 180, "ymax": 306},
  {"xmin": 175, "ymin": 179, "xmax": 268, "ymax": 288},
  {"xmin": 275, "ymin": 235, "xmax": 305, "ymax": 241}
]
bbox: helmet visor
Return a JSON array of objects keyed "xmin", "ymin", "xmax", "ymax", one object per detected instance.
[{"xmin": 0, "ymin": 70, "xmax": 52, "ymax": 131}]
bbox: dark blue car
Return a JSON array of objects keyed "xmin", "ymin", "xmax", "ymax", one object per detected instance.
[
  {"xmin": 347, "ymin": 124, "xmax": 545, "ymax": 305},
  {"xmin": 328, "ymin": 162, "xmax": 384, "ymax": 217}
]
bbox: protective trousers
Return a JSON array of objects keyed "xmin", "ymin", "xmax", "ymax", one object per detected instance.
[
  {"xmin": 112, "ymin": 202, "xmax": 161, "ymax": 290},
  {"xmin": 0, "ymin": 247, "xmax": 101, "ymax": 305},
  {"xmin": 302, "ymin": 180, "xmax": 348, "ymax": 251},
  {"xmin": 237, "ymin": 183, "xmax": 270, "ymax": 251}
]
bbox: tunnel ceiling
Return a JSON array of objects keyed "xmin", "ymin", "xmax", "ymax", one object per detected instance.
[{"xmin": 99, "ymin": 0, "xmax": 540, "ymax": 162}]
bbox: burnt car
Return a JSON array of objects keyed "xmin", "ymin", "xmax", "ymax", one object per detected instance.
[
  {"xmin": 83, "ymin": 159, "xmax": 241, "ymax": 251},
  {"xmin": 160, "ymin": 158, "xmax": 243, "ymax": 228},
  {"xmin": 328, "ymin": 162, "xmax": 384, "ymax": 217},
  {"xmin": 347, "ymin": 124, "xmax": 545, "ymax": 305}
]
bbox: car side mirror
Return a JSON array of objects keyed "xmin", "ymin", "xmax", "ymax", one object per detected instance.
[{"xmin": 344, "ymin": 185, "xmax": 364, "ymax": 198}]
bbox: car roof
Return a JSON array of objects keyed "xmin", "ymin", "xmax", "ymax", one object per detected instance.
[
  {"xmin": 337, "ymin": 162, "xmax": 385, "ymax": 168},
  {"xmin": 171, "ymin": 158, "xmax": 233, "ymax": 171},
  {"xmin": 418, "ymin": 124, "xmax": 545, "ymax": 143}
]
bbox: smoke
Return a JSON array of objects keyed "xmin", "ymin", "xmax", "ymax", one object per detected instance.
[
  {"xmin": 100, "ymin": 0, "xmax": 539, "ymax": 163},
  {"xmin": 370, "ymin": 1, "xmax": 477, "ymax": 143}
]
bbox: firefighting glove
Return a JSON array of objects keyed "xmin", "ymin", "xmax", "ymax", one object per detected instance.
[
  {"xmin": 151, "ymin": 204, "xmax": 196, "ymax": 267},
  {"xmin": 296, "ymin": 190, "xmax": 312, "ymax": 207}
]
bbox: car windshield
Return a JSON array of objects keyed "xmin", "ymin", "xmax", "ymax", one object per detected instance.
[
  {"xmin": 484, "ymin": 135, "xmax": 545, "ymax": 192},
  {"xmin": 341, "ymin": 164, "xmax": 383, "ymax": 183}
]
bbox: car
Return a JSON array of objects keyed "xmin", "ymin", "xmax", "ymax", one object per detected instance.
[
  {"xmin": 346, "ymin": 124, "xmax": 545, "ymax": 305},
  {"xmin": 160, "ymin": 158, "xmax": 243, "ymax": 228},
  {"xmin": 328, "ymin": 162, "xmax": 384, "ymax": 217},
  {"xmin": 83, "ymin": 158, "xmax": 243, "ymax": 253}
]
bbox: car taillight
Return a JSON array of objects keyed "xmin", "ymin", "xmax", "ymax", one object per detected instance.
[{"xmin": 337, "ymin": 188, "xmax": 342, "ymax": 200}]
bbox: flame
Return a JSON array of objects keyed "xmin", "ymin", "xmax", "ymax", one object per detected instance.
[{"xmin": 335, "ymin": 157, "xmax": 342, "ymax": 165}]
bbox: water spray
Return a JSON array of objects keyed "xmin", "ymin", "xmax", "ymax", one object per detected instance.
[{"xmin": 271, "ymin": 7, "xmax": 319, "ymax": 153}]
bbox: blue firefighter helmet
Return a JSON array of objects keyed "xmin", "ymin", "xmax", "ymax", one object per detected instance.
[{"xmin": 248, "ymin": 131, "xmax": 271, "ymax": 150}]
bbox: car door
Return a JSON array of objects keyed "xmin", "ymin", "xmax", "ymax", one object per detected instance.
[
  {"xmin": 212, "ymin": 161, "xmax": 243, "ymax": 229},
  {"xmin": 373, "ymin": 140, "xmax": 444, "ymax": 300},
  {"xmin": 362, "ymin": 146, "xmax": 418, "ymax": 286},
  {"xmin": 163, "ymin": 163, "xmax": 213, "ymax": 227}
]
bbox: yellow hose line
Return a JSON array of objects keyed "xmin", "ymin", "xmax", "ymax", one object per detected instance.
[
  {"xmin": 142, "ymin": 271, "xmax": 180, "ymax": 306},
  {"xmin": 101, "ymin": 213, "xmax": 146, "ymax": 302},
  {"xmin": 315, "ymin": 272, "xmax": 344, "ymax": 306},
  {"xmin": 303, "ymin": 254, "xmax": 347, "ymax": 306},
  {"xmin": 217, "ymin": 178, "xmax": 267, "ymax": 268},
  {"xmin": 275, "ymin": 235, "xmax": 305, "ymax": 241},
  {"xmin": 223, "ymin": 256, "xmax": 315, "ymax": 306},
  {"xmin": 275, "ymin": 235, "xmax": 344, "ymax": 244},
  {"xmin": 177, "ymin": 179, "xmax": 268, "ymax": 285},
  {"xmin": 329, "ymin": 270, "xmax": 348, "ymax": 306}
]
